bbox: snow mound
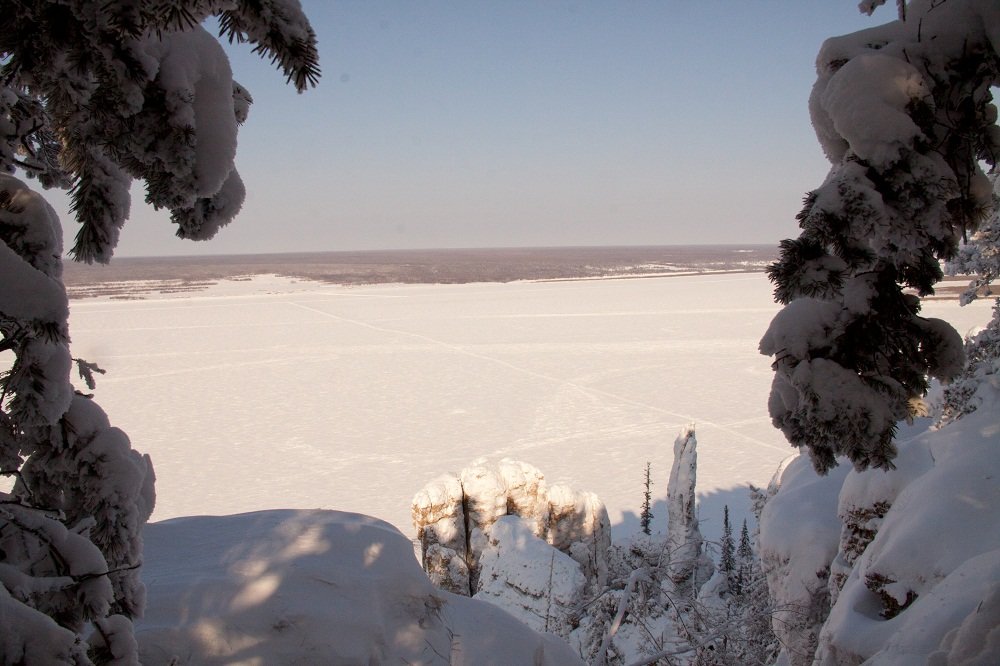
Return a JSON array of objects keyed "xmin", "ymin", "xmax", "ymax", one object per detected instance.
[
  {"xmin": 136, "ymin": 509, "xmax": 582, "ymax": 665},
  {"xmin": 758, "ymin": 454, "xmax": 851, "ymax": 665},
  {"xmin": 759, "ymin": 404, "xmax": 1000, "ymax": 665},
  {"xmin": 817, "ymin": 406, "xmax": 1000, "ymax": 664}
]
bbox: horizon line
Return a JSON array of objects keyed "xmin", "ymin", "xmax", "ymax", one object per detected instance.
[{"xmin": 68, "ymin": 241, "xmax": 781, "ymax": 263}]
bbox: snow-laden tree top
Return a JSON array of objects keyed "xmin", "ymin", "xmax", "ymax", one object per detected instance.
[
  {"xmin": 762, "ymin": 0, "xmax": 999, "ymax": 472},
  {"xmin": 0, "ymin": 0, "xmax": 320, "ymax": 263}
]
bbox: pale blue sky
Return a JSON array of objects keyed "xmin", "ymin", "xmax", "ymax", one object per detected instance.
[{"xmin": 55, "ymin": 1, "xmax": 896, "ymax": 257}]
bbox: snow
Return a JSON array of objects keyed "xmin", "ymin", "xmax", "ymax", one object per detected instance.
[
  {"xmin": 67, "ymin": 272, "xmax": 991, "ymax": 548},
  {"xmin": 917, "ymin": 316, "xmax": 967, "ymax": 382},
  {"xmin": 0, "ymin": 584, "xmax": 86, "ymax": 665},
  {"xmin": 758, "ymin": 296, "xmax": 840, "ymax": 360},
  {"xmin": 145, "ymin": 28, "xmax": 238, "ymax": 199},
  {"xmin": 759, "ymin": 454, "xmax": 851, "ymax": 605},
  {"xmin": 475, "ymin": 515, "xmax": 585, "ymax": 636},
  {"xmin": 819, "ymin": 53, "xmax": 928, "ymax": 168},
  {"xmin": 72, "ymin": 278, "xmax": 642, "ymax": 521},
  {"xmin": 814, "ymin": 405, "xmax": 1000, "ymax": 663},
  {"xmin": 756, "ymin": 360, "xmax": 1000, "ymax": 665},
  {"xmin": 59, "ymin": 270, "xmax": 994, "ymax": 662},
  {"xmin": 136, "ymin": 509, "xmax": 581, "ymax": 664},
  {"xmin": 8, "ymin": 0, "xmax": 992, "ymax": 658},
  {"xmin": 129, "ymin": 25, "xmax": 248, "ymax": 243}
]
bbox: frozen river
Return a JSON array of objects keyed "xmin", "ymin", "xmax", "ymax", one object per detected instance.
[{"xmin": 68, "ymin": 272, "xmax": 992, "ymax": 541}]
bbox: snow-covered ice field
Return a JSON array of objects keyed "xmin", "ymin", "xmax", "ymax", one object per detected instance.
[{"xmin": 68, "ymin": 272, "xmax": 992, "ymax": 542}]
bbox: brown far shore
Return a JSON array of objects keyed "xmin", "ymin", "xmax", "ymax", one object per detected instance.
[
  {"xmin": 61, "ymin": 245, "xmax": 780, "ymax": 299},
  {"xmin": 60, "ymin": 244, "xmax": 980, "ymax": 302}
]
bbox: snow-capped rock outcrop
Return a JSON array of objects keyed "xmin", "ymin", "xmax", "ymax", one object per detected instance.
[
  {"xmin": 412, "ymin": 459, "xmax": 610, "ymax": 636},
  {"xmin": 547, "ymin": 483, "xmax": 611, "ymax": 590},
  {"xmin": 412, "ymin": 472, "xmax": 471, "ymax": 594}
]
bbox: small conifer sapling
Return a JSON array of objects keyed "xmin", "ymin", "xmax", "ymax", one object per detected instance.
[{"xmin": 640, "ymin": 461, "xmax": 653, "ymax": 535}]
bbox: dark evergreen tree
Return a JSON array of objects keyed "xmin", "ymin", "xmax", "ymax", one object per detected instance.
[
  {"xmin": 737, "ymin": 520, "xmax": 752, "ymax": 563},
  {"xmin": 736, "ymin": 519, "xmax": 752, "ymax": 596},
  {"xmin": 719, "ymin": 505, "xmax": 736, "ymax": 589},
  {"xmin": 1, "ymin": 2, "xmax": 319, "ymax": 662},
  {"xmin": 760, "ymin": 3, "xmax": 998, "ymax": 473}
]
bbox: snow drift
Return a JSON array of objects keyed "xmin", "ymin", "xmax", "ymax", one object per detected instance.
[
  {"xmin": 136, "ymin": 509, "xmax": 582, "ymax": 665},
  {"xmin": 759, "ymin": 404, "xmax": 1000, "ymax": 665}
]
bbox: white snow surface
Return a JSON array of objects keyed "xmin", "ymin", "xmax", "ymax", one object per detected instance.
[
  {"xmin": 67, "ymin": 272, "xmax": 991, "ymax": 546},
  {"xmin": 136, "ymin": 509, "xmax": 581, "ymax": 664},
  {"xmin": 759, "ymin": 454, "xmax": 851, "ymax": 606}
]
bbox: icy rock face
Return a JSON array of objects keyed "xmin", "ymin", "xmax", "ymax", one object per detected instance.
[
  {"xmin": 412, "ymin": 459, "xmax": 610, "ymax": 616},
  {"xmin": 546, "ymin": 484, "xmax": 611, "ymax": 590},
  {"xmin": 421, "ymin": 543, "xmax": 471, "ymax": 596},
  {"xmin": 475, "ymin": 515, "xmax": 585, "ymax": 638},
  {"xmin": 664, "ymin": 426, "xmax": 713, "ymax": 595},
  {"xmin": 137, "ymin": 510, "xmax": 583, "ymax": 665},
  {"xmin": 412, "ymin": 473, "xmax": 469, "ymax": 594}
]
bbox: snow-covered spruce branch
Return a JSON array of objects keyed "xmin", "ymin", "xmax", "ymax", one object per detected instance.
[
  {"xmin": 0, "ymin": 553, "xmax": 141, "ymax": 598},
  {"xmin": 0, "ymin": 493, "xmax": 59, "ymax": 513},
  {"xmin": 72, "ymin": 359, "xmax": 106, "ymax": 392},
  {"xmin": 70, "ymin": 562, "xmax": 142, "ymax": 585}
]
